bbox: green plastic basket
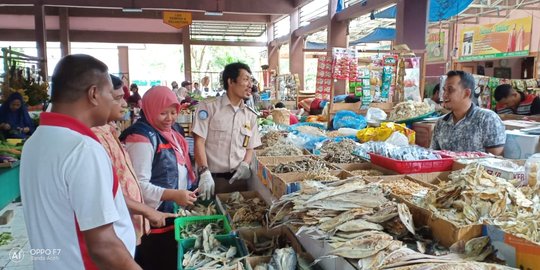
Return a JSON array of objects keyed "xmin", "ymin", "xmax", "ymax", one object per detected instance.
[
  {"xmin": 174, "ymin": 215, "xmax": 233, "ymax": 242},
  {"xmin": 177, "ymin": 235, "xmax": 247, "ymax": 270}
]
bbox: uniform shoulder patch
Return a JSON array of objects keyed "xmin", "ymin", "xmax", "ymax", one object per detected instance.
[{"xmin": 198, "ymin": 110, "xmax": 209, "ymax": 120}]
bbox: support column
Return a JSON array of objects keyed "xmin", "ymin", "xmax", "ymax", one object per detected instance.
[
  {"xmin": 327, "ymin": 0, "xmax": 348, "ymax": 95},
  {"xmin": 289, "ymin": 9, "xmax": 304, "ymax": 90},
  {"xmin": 182, "ymin": 26, "xmax": 192, "ymax": 82},
  {"xmin": 395, "ymin": 0, "xmax": 429, "ymax": 50},
  {"xmin": 118, "ymin": 46, "xmax": 129, "ymax": 77},
  {"xmin": 267, "ymin": 22, "xmax": 279, "ymax": 74},
  {"xmin": 59, "ymin": 7, "xmax": 71, "ymax": 57},
  {"xmin": 446, "ymin": 22, "xmax": 456, "ymax": 71},
  {"xmin": 34, "ymin": 2, "xmax": 48, "ymax": 79}
]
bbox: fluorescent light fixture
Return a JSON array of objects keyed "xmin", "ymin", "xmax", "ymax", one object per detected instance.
[
  {"xmin": 204, "ymin": 11, "xmax": 223, "ymax": 16},
  {"xmin": 122, "ymin": 8, "xmax": 143, "ymax": 13}
]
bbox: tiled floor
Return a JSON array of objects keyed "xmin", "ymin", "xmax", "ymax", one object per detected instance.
[{"xmin": 0, "ymin": 203, "xmax": 33, "ymax": 270}]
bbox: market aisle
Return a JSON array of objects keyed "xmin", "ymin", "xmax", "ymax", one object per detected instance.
[{"xmin": 0, "ymin": 203, "xmax": 33, "ymax": 270}]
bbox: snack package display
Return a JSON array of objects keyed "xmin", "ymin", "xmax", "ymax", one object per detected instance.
[
  {"xmin": 315, "ymin": 56, "xmax": 333, "ymax": 100},
  {"xmin": 356, "ymin": 122, "xmax": 416, "ymax": 144},
  {"xmin": 353, "ymin": 141, "xmax": 441, "ymax": 161},
  {"xmin": 381, "ymin": 55, "xmax": 398, "ymax": 102},
  {"xmin": 525, "ymin": 153, "xmax": 540, "ymax": 187}
]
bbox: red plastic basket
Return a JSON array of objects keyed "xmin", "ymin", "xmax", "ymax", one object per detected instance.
[{"xmin": 369, "ymin": 153, "xmax": 454, "ymax": 174}]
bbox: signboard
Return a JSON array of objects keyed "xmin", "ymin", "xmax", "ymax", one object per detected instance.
[
  {"xmin": 459, "ymin": 16, "xmax": 532, "ymax": 61},
  {"xmin": 426, "ymin": 32, "xmax": 446, "ymax": 62},
  {"xmin": 163, "ymin": 11, "xmax": 192, "ymax": 29}
]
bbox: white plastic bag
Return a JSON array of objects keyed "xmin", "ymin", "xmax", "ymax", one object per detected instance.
[
  {"xmin": 366, "ymin": 108, "xmax": 387, "ymax": 123},
  {"xmin": 385, "ymin": 131, "xmax": 409, "ymax": 146}
]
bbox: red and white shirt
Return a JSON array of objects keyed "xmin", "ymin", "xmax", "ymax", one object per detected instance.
[{"xmin": 20, "ymin": 113, "xmax": 136, "ymax": 270}]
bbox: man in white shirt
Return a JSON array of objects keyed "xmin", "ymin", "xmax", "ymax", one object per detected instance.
[{"xmin": 20, "ymin": 54, "xmax": 140, "ymax": 270}]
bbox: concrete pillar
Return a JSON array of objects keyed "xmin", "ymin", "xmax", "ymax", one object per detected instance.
[
  {"xmin": 395, "ymin": 0, "xmax": 429, "ymax": 50},
  {"xmin": 327, "ymin": 0, "xmax": 348, "ymax": 95},
  {"xmin": 182, "ymin": 26, "xmax": 192, "ymax": 82},
  {"xmin": 289, "ymin": 9, "xmax": 304, "ymax": 90},
  {"xmin": 267, "ymin": 22, "xmax": 279, "ymax": 73},
  {"xmin": 59, "ymin": 8, "xmax": 71, "ymax": 57},
  {"xmin": 118, "ymin": 46, "xmax": 129, "ymax": 77},
  {"xmin": 34, "ymin": 2, "xmax": 48, "ymax": 79}
]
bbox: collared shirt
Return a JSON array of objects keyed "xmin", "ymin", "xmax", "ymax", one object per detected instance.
[
  {"xmin": 92, "ymin": 124, "xmax": 148, "ymax": 245},
  {"xmin": 431, "ymin": 104, "xmax": 506, "ymax": 152},
  {"xmin": 21, "ymin": 113, "xmax": 135, "ymax": 270},
  {"xmin": 192, "ymin": 94, "xmax": 262, "ymax": 173},
  {"xmin": 495, "ymin": 92, "xmax": 540, "ymax": 115}
]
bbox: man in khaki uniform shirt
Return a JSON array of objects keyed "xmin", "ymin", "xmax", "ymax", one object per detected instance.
[{"xmin": 192, "ymin": 62, "xmax": 261, "ymax": 199}]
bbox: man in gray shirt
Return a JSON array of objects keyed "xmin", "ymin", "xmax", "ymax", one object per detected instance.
[{"xmin": 431, "ymin": 70, "xmax": 506, "ymax": 155}]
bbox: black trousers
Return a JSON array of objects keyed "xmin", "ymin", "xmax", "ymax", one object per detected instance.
[{"xmin": 135, "ymin": 228, "xmax": 177, "ymax": 270}]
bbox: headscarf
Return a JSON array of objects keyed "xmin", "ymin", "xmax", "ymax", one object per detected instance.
[
  {"xmin": 141, "ymin": 86, "xmax": 195, "ymax": 182},
  {"xmin": 0, "ymin": 92, "xmax": 34, "ymax": 137}
]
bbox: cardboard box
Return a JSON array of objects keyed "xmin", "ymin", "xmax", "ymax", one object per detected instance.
[
  {"xmin": 400, "ymin": 199, "xmax": 483, "ymax": 248},
  {"xmin": 502, "ymin": 120, "xmax": 540, "ymax": 130},
  {"xmin": 483, "ymin": 225, "xmax": 540, "ymax": 269},
  {"xmin": 255, "ymin": 155, "xmax": 316, "ymax": 190},
  {"xmin": 453, "ymin": 158, "xmax": 526, "ymax": 184},
  {"xmin": 504, "ymin": 130, "xmax": 540, "ymax": 159},
  {"xmin": 215, "ymin": 191, "xmax": 268, "ymax": 229},
  {"xmin": 271, "ymin": 170, "xmax": 353, "ymax": 198},
  {"xmin": 411, "ymin": 122, "xmax": 436, "ymax": 148},
  {"xmin": 330, "ymin": 101, "xmax": 362, "ymax": 114}
]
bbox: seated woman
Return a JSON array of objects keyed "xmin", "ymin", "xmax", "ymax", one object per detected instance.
[
  {"xmin": 274, "ymin": 102, "xmax": 299, "ymax": 125},
  {"xmin": 0, "ymin": 92, "xmax": 34, "ymax": 139}
]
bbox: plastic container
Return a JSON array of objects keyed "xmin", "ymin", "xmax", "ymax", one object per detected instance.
[
  {"xmin": 178, "ymin": 235, "xmax": 248, "ymax": 270},
  {"xmin": 369, "ymin": 153, "xmax": 453, "ymax": 174},
  {"xmin": 174, "ymin": 215, "xmax": 233, "ymax": 242},
  {"xmin": 524, "ymin": 153, "xmax": 540, "ymax": 187}
]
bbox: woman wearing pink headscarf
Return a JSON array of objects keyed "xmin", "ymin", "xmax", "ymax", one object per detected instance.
[{"xmin": 120, "ymin": 86, "xmax": 197, "ymax": 269}]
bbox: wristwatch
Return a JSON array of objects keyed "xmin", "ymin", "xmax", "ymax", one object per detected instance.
[{"xmin": 198, "ymin": 166, "xmax": 208, "ymax": 175}]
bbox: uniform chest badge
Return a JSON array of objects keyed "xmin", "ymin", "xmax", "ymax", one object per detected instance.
[{"xmin": 198, "ymin": 110, "xmax": 209, "ymax": 120}]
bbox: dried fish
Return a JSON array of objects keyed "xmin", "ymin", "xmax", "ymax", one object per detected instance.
[
  {"xmin": 223, "ymin": 192, "xmax": 267, "ymax": 228},
  {"xmin": 260, "ymin": 130, "xmax": 287, "ymax": 148},
  {"xmin": 388, "ymin": 101, "xmax": 431, "ymax": 122},
  {"xmin": 183, "ymin": 228, "xmax": 245, "ymax": 269},
  {"xmin": 351, "ymin": 169, "xmax": 384, "ymax": 176},
  {"xmin": 178, "ymin": 202, "xmax": 217, "ymax": 217},
  {"xmin": 336, "ymin": 219, "xmax": 384, "ymax": 232},
  {"xmin": 272, "ymin": 158, "xmax": 333, "ymax": 174},
  {"xmin": 320, "ymin": 139, "xmax": 364, "ymax": 163},
  {"xmin": 260, "ymin": 141, "xmax": 304, "ymax": 156},
  {"xmin": 180, "ymin": 220, "xmax": 226, "ymax": 239},
  {"xmin": 397, "ymin": 203, "xmax": 415, "ymax": 235}
]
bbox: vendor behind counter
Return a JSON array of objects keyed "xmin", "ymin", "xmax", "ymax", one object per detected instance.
[{"xmin": 494, "ymin": 84, "xmax": 540, "ymax": 116}]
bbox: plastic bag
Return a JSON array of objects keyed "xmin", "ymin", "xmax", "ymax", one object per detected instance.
[
  {"xmin": 525, "ymin": 153, "xmax": 540, "ymax": 187},
  {"xmin": 385, "ymin": 131, "xmax": 409, "ymax": 146},
  {"xmin": 357, "ymin": 122, "xmax": 415, "ymax": 144},
  {"xmin": 366, "ymin": 108, "xmax": 387, "ymax": 123},
  {"xmin": 333, "ymin": 110, "xmax": 367, "ymax": 130}
]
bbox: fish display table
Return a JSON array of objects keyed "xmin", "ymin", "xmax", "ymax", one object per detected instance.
[{"xmin": 0, "ymin": 165, "xmax": 20, "ymax": 211}]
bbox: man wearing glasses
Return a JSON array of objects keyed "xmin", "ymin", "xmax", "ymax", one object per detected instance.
[{"xmin": 431, "ymin": 70, "xmax": 506, "ymax": 155}]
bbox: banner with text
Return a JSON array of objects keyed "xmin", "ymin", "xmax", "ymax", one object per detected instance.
[
  {"xmin": 426, "ymin": 31, "xmax": 446, "ymax": 62},
  {"xmin": 459, "ymin": 16, "xmax": 532, "ymax": 61}
]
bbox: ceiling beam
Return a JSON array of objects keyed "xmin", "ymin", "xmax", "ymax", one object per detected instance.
[
  {"xmin": 190, "ymin": 40, "xmax": 266, "ymax": 47},
  {"xmin": 336, "ymin": 0, "xmax": 397, "ymax": 22},
  {"xmin": 0, "ymin": 29, "xmax": 184, "ymax": 44},
  {"xmin": 0, "ymin": 6, "xmax": 272, "ymax": 22},
  {"xmin": 1, "ymin": 0, "xmax": 294, "ymax": 15},
  {"xmin": 293, "ymin": 16, "xmax": 329, "ymax": 38}
]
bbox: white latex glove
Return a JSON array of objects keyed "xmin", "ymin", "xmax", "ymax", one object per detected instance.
[
  {"xmin": 198, "ymin": 171, "xmax": 215, "ymax": 200},
  {"xmin": 229, "ymin": 162, "xmax": 252, "ymax": 184}
]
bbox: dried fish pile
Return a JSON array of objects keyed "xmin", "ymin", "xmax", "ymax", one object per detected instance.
[
  {"xmin": 259, "ymin": 141, "xmax": 304, "ymax": 156},
  {"xmin": 180, "ymin": 219, "xmax": 227, "ymax": 239},
  {"xmin": 388, "ymin": 101, "xmax": 432, "ymax": 121},
  {"xmin": 178, "ymin": 202, "xmax": 218, "ymax": 217},
  {"xmin": 272, "ymin": 158, "xmax": 332, "ymax": 174},
  {"xmin": 252, "ymin": 247, "xmax": 297, "ymax": 270},
  {"xmin": 181, "ymin": 225, "xmax": 245, "ymax": 269},
  {"xmin": 419, "ymin": 164, "xmax": 539, "ymax": 244},
  {"xmin": 326, "ymin": 130, "xmax": 343, "ymax": 138},
  {"xmin": 320, "ymin": 139, "xmax": 363, "ymax": 163},
  {"xmin": 260, "ymin": 131, "xmax": 287, "ymax": 148},
  {"xmin": 223, "ymin": 192, "xmax": 267, "ymax": 228},
  {"xmin": 351, "ymin": 169, "xmax": 384, "ymax": 177},
  {"xmin": 268, "ymin": 178, "xmax": 504, "ymax": 269},
  {"xmin": 296, "ymin": 125, "xmax": 325, "ymax": 137},
  {"xmin": 380, "ymin": 177, "xmax": 434, "ymax": 201},
  {"xmin": 303, "ymin": 168, "xmax": 340, "ymax": 182}
]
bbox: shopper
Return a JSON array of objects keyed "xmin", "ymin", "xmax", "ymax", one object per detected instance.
[
  {"xmin": 0, "ymin": 92, "xmax": 34, "ymax": 139},
  {"xmin": 20, "ymin": 54, "xmax": 140, "ymax": 270},
  {"xmin": 122, "ymin": 75, "xmax": 131, "ymax": 100},
  {"xmin": 192, "ymin": 62, "xmax": 262, "ymax": 199},
  {"xmin": 120, "ymin": 86, "xmax": 197, "ymax": 270},
  {"xmin": 127, "ymin": 83, "xmax": 141, "ymax": 108},
  {"xmin": 431, "ymin": 83, "xmax": 441, "ymax": 104},
  {"xmin": 275, "ymin": 102, "xmax": 299, "ymax": 125},
  {"xmin": 92, "ymin": 75, "xmax": 177, "ymax": 247},
  {"xmin": 193, "ymin": 82, "xmax": 202, "ymax": 96},
  {"xmin": 431, "ymin": 70, "xmax": 506, "ymax": 155},
  {"xmin": 494, "ymin": 84, "xmax": 540, "ymax": 115}
]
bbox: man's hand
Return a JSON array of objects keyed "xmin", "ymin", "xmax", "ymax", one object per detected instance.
[
  {"xmin": 198, "ymin": 171, "xmax": 215, "ymax": 200},
  {"xmin": 229, "ymin": 162, "xmax": 251, "ymax": 184}
]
